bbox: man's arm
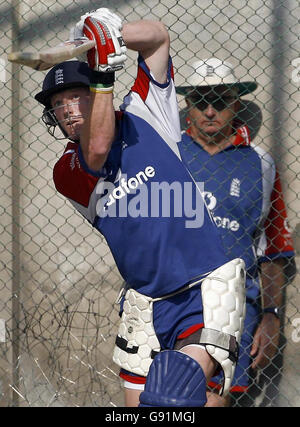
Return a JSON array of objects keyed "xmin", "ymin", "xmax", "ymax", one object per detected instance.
[
  {"xmin": 260, "ymin": 258, "xmax": 285, "ymax": 308},
  {"xmin": 80, "ymin": 90, "xmax": 115, "ymax": 172},
  {"xmin": 122, "ymin": 20, "xmax": 170, "ymax": 84},
  {"xmin": 250, "ymin": 258, "xmax": 285, "ymax": 369},
  {"xmin": 80, "ymin": 19, "xmax": 170, "ymax": 172},
  {"xmin": 251, "ymin": 162, "xmax": 295, "ymax": 369}
]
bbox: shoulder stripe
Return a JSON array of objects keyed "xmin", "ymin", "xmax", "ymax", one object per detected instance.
[{"xmin": 252, "ymin": 145, "xmax": 276, "ymax": 216}]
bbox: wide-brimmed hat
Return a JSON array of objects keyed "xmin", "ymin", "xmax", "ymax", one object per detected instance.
[{"xmin": 176, "ymin": 58, "xmax": 257, "ymax": 96}]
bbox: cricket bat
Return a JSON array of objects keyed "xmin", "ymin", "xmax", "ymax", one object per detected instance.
[{"xmin": 8, "ymin": 38, "xmax": 95, "ymax": 71}]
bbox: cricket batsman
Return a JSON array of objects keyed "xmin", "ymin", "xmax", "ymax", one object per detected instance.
[{"xmin": 34, "ymin": 8, "xmax": 246, "ymax": 407}]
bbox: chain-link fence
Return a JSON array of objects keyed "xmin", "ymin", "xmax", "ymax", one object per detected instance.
[{"xmin": 1, "ymin": 0, "xmax": 299, "ymax": 407}]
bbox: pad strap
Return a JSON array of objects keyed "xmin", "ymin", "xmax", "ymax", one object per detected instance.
[
  {"xmin": 115, "ymin": 335, "xmax": 160, "ymax": 359},
  {"xmin": 89, "ymin": 69, "xmax": 115, "ymax": 84},
  {"xmin": 199, "ymin": 328, "xmax": 239, "ymax": 363}
]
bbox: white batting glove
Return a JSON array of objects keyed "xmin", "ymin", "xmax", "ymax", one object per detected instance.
[
  {"xmin": 70, "ymin": 8, "xmax": 127, "ymax": 73},
  {"xmin": 79, "ymin": 8, "xmax": 123, "ymax": 31},
  {"xmin": 70, "ymin": 8, "xmax": 123, "ymax": 40}
]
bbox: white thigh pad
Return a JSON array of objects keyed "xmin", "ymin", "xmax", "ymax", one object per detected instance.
[
  {"xmin": 113, "ymin": 289, "xmax": 161, "ymax": 377},
  {"xmin": 200, "ymin": 258, "xmax": 246, "ymax": 395}
]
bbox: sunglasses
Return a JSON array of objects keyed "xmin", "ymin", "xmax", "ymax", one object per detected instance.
[{"xmin": 189, "ymin": 94, "xmax": 237, "ymax": 112}]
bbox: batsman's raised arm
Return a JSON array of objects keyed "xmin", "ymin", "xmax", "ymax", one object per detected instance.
[
  {"xmin": 79, "ymin": 75, "xmax": 116, "ymax": 172},
  {"xmin": 122, "ymin": 20, "xmax": 170, "ymax": 84},
  {"xmin": 77, "ymin": 13, "xmax": 170, "ymax": 171}
]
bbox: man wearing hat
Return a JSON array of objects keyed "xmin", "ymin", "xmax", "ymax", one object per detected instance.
[{"xmin": 176, "ymin": 58, "xmax": 295, "ymax": 406}]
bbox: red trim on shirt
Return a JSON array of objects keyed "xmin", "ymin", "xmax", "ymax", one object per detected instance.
[
  {"xmin": 177, "ymin": 323, "xmax": 204, "ymax": 339},
  {"xmin": 53, "ymin": 142, "xmax": 99, "ymax": 207},
  {"xmin": 120, "ymin": 371, "xmax": 147, "ymax": 384},
  {"xmin": 232, "ymin": 125, "xmax": 251, "ymax": 146},
  {"xmin": 208, "ymin": 381, "xmax": 249, "ymax": 393},
  {"xmin": 264, "ymin": 170, "xmax": 294, "ymax": 255},
  {"xmin": 170, "ymin": 62, "xmax": 174, "ymax": 81},
  {"xmin": 131, "ymin": 65, "xmax": 150, "ymax": 102}
]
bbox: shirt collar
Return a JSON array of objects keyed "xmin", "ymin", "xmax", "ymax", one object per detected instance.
[{"xmin": 233, "ymin": 124, "xmax": 251, "ymax": 146}]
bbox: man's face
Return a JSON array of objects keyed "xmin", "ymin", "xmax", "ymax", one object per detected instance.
[
  {"xmin": 50, "ymin": 87, "xmax": 90, "ymax": 139},
  {"xmin": 186, "ymin": 86, "xmax": 239, "ymax": 139}
]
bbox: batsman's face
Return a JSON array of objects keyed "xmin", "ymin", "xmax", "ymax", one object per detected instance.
[{"xmin": 50, "ymin": 87, "xmax": 90, "ymax": 139}]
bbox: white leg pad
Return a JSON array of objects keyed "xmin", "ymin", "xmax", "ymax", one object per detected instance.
[
  {"xmin": 200, "ymin": 258, "xmax": 246, "ymax": 395},
  {"xmin": 113, "ymin": 289, "xmax": 161, "ymax": 377}
]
